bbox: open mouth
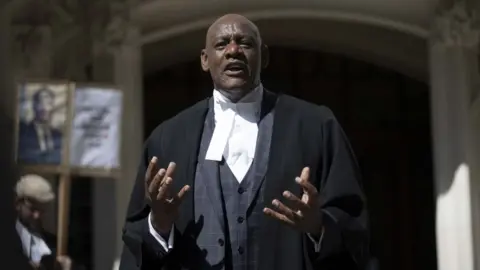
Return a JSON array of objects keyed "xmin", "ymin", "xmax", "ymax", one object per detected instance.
[{"xmin": 224, "ymin": 62, "xmax": 247, "ymax": 76}]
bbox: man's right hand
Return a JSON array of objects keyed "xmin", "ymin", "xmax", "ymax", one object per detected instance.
[
  {"xmin": 56, "ymin": 255, "xmax": 72, "ymax": 270},
  {"xmin": 145, "ymin": 157, "xmax": 190, "ymax": 235}
]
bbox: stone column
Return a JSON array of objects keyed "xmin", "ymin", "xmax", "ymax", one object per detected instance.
[
  {"xmin": 0, "ymin": 6, "xmax": 16, "ymax": 203},
  {"xmin": 429, "ymin": 2, "xmax": 480, "ymax": 270},
  {"xmin": 90, "ymin": 31, "xmax": 116, "ymax": 270},
  {"xmin": 88, "ymin": 2, "xmax": 143, "ymax": 267},
  {"xmin": 472, "ymin": 72, "xmax": 480, "ymax": 270},
  {"xmin": 113, "ymin": 25, "xmax": 143, "ymax": 268},
  {"xmin": 91, "ymin": 26, "xmax": 143, "ymax": 268},
  {"xmin": 0, "ymin": 6, "xmax": 15, "ymax": 121}
]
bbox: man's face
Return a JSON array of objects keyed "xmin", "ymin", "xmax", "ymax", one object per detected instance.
[
  {"xmin": 16, "ymin": 198, "xmax": 47, "ymax": 233},
  {"xmin": 34, "ymin": 90, "xmax": 54, "ymax": 123},
  {"xmin": 201, "ymin": 16, "xmax": 265, "ymax": 101}
]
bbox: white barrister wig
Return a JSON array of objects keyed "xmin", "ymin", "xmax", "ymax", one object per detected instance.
[{"xmin": 15, "ymin": 174, "xmax": 55, "ymax": 203}]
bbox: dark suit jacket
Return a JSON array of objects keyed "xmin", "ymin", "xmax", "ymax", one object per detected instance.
[
  {"xmin": 18, "ymin": 122, "xmax": 62, "ymax": 165},
  {"xmin": 120, "ymin": 91, "xmax": 369, "ymax": 270},
  {"xmin": 37, "ymin": 231, "xmax": 86, "ymax": 270}
]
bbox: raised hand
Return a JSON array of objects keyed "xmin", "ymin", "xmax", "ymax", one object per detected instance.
[
  {"xmin": 263, "ymin": 167, "xmax": 323, "ymax": 237},
  {"xmin": 145, "ymin": 157, "xmax": 190, "ymax": 235},
  {"xmin": 56, "ymin": 255, "xmax": 72, "ymax": 270}
]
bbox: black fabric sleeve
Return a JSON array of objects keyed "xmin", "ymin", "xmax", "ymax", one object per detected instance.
[
  {"xmin": 119, "ymin": 126, "xmax": 176, "ymax": 270},
  {"xmin": 311, "ymin": 110, "xmax": 370, "ymax": 269}
]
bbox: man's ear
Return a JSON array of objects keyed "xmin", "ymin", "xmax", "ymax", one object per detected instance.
[
  {"xmin": 200, "ymin": 49, "xmax": 209, "ymax": 72},
  {"xmin": 261, "ymin": 44, "xmax": 269, "ymax": 69}
]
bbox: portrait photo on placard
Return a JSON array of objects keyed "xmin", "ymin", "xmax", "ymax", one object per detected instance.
[{"xmin": 17, "ymin": 82, "xmax": 69, "ymax": 165}]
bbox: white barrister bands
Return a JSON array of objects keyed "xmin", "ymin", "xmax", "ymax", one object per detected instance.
[{"xmin": 205, "ymin": 85, "xmax": 263, "ymax": 182}]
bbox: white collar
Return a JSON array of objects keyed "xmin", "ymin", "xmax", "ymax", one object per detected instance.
[
  {"xmin": 213, "ymin": 84, "xmax": 264, "ymax": 105},
  {"xmin": 212, "ymin": 85, "xmax": 263, "ymax": 122},
  {"xmin": 205, "ymin": 85, "xmax": 263, "ymax": 163},
  {"xmin": 16, "ymin": 220, "xmax": 52, "ymax": 263}
]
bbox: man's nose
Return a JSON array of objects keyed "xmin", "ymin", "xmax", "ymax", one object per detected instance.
[{"xmin": 225, "ymin": 42, "xmax": 241, "ymax": 58}]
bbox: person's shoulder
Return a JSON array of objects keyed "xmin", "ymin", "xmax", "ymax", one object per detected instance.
[
  {"xmin": 19, "ymin": 121, "xmax": 33, "ymax": 130},
  {"xmin": 278, "ymin": 94, "xmax": 336, "ymax": 123}
]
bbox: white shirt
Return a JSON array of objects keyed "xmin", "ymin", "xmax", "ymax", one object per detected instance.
[
  {"xmin": 205, "ymin": 85, "xmax": 263, "ymax": 182},
  {"xmin": 16, "ymin": 220, "xmax": 52, "ymax": 264},
  {"xmin": 34, "ymin": 123, "xmax": 54, "ymax": 152},
  {"xmin": 149, "ymin": 86, "xmax": 324, "ymax": 252}
]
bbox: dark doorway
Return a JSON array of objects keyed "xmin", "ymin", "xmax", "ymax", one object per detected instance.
[
  {"xmin": 68, "ymin": 177, "xmax": 93, "ymax": 269},
  {"xmin": 143, "ymin": 46, "xmax": 437, "ymax": 270},
  {"xmin": 47, "ymin": 176, "xmax": 93, "ymax": 269}
]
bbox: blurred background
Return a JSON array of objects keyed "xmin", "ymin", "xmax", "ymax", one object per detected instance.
[{"xmin": 1, "ymin": 0, "xmax": 479, "ymax": 269}]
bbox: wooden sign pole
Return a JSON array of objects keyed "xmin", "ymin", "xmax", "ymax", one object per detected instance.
[
  {"xmin": 56, "ymin": 82, "xmax": 74, "ymax": 257},
  {"xmin": 56, "ymin": 174, "xmax": 71, "ymax": 257}
]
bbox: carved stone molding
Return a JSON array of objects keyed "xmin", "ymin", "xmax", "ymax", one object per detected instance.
[
  {"xmin": 12, "ymin": 24, "xmax": 53, "ymax": 78},
  {"xmin": 91, "ymin": 0, "xmax": 136, "ymax": 56},
  {"xmin": 8, "ymin": 0, "xmax": 82, "ymax": 78},
  {"xmin": 430, "ymin": 2, "xmax": 480, "ymax": 121},
  {"xmin": 8, "ymin": 0, "xmax": 139, "ymax": 78},
  {"xmin": 431, "ymin": 1, "xmax": 480, "ymax": 48}
]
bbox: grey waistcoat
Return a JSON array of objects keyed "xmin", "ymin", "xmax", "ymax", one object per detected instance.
[{"xmin": 193, "ymin": 100, "xmax": 274, "ymax": 270}]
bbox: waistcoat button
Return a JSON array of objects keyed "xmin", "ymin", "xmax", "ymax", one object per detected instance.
[{"xmin": 237, "ymin": 216, "xmax": 244, "ymax": 223}]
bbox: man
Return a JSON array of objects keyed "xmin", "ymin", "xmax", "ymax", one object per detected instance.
[
  {"xmin": 15, "ymin": 174, "xmax": 79, "ymax": 270},
  {"xmin": 120, "ymin": 14, "xmax": 369, "ymax": 270},
  {"xmin": 18, "ymin": 87, "xmax": 62, "ymax": 165}
]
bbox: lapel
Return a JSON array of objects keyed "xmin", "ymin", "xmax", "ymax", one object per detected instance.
[
  {"xmin": 174, "ymin": 99, "xmax": 209, "ymax": 234},
  {"xmin": 197, "ymin": 104, "xmax": 226, "ymax": 233},
  {"xmin": 262, "ymin": 93, "xmax": 303, "ymax": 212},
  {"xmin": 246, "ymin": 90, "xmax": 277, "ymax": 211},
  {"xmin": 257, "ymin": 93, "xmax": 304, "ymax": 268}
]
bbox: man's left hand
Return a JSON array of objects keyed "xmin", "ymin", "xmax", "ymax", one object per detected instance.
[{"xmin": 263, "ymin": 167, "xmax": 323, "ymax": 237}]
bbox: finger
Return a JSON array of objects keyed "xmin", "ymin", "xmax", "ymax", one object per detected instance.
[
  {"xmin": 157, "ymin": 176, "xmax": 173, "ymax": 201},
  {"xmin": 295, "ymin": 176, "xmax": 318, "ymax": 197},
  {"xmin": 271, "ymin": 199, "xmax": 298, "ymax": 220},
  {"xmin": 145, "ymin": 157, "xmax": 159, "ymax": 189},
  {"xmin": 282, "ymin": 191, "xmax": 309, "ymax": 212},
  {"xmin": 300, "ymin": 167, "xmax": 310, "ymax": 182},
  {"xmin": 148, "ymin": 168, "xmax": 165, "ymax": 199},
  {"xmin": 164, "ymin": 162, "xmax": 176, "ymax": 180},
  {"xmin": 171, "ymin": 185, "xmax": 191, "ymax": 206},
  {"xmin": 263, "ymin": 207, "xmax": 295, "ymax": 226},
  {"xmin": 160, "ymin": 162, "xmax": 176, "ymax": 189}
]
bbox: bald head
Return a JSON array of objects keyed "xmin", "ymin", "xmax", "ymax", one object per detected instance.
[
  {"xmin": 206, "ymin": 14, "xmax": 261, "ymax": 45},
  {"xmin": 201, "ymin": 14, "xmax": 268, "ymax": 102}
]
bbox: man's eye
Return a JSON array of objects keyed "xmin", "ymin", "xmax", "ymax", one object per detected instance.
[
  {"xmin": 215, "ymin": 42, "xmax": 227, "ymax": 48},
  {"xmin": 240, "ymin": 40, "xmax": 254, "ymax": 48}
]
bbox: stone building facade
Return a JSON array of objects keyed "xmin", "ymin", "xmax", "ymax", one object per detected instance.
[{"xmin": 1, "ymin": 0, "xmax": 479, "ymax": 269}]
